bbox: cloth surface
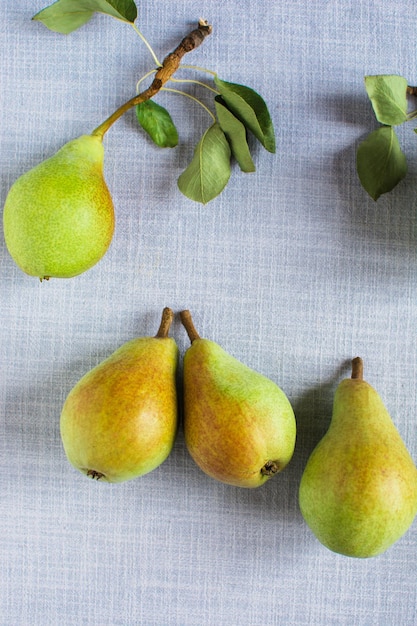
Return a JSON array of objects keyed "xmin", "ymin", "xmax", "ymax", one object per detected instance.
[{"xmin": 1, "ymin": 1, "xmax": 417, "ymax": 624}]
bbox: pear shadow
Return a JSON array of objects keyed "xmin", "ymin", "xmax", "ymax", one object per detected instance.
[
  {"xmin": 225, "ymin": 359, "xmax": 354, "ymax": 524},
  {"xmin": 2, "ymin": 308, "xmax": 160, "ymax": 462},
  {"xmin": 3, "ymin": 347, "xmax": 116, "ymax": 463},
  {"xmin": 173, "ymin": 370, "xmax": 343, "ymax": 528}
]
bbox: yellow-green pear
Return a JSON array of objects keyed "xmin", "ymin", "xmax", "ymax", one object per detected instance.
[
  {"xmin": 3, "ymin": 134, "xmax": 114, "ymax": 279},
  {"xmin": 299, "ymin": 357, "xmax": 417, "ymax": 557},
  {"xmin": 180, "ymin": 310, "xmax": 296, "ymax": 488},
  {"xmin": 60, "ymin": 308, "xmax": 178, "ymax": 482}
]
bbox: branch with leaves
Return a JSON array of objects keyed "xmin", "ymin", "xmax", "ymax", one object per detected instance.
[
  {"xmin": 356, "ymin": 74, "xmax": 417, "ymax": 200},
  {"xmin": 32, "ymin": 0, "xmax": 276, "ymax": 204}
]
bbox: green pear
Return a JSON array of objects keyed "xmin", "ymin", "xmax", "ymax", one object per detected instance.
[
  {"xmin": 180, "ymin": 310, "xmax": 296, "ymax": 487},
  {"xmin": 3, "ymin": 134, "xmax": 114, "ymax": 279},
  {"xmin": 299, "ymin": 357, "xmax": 417, "ymax": 557},
  {"xmin": 60, "ymin": 308, "xmax": 178, "ymax": 483}
]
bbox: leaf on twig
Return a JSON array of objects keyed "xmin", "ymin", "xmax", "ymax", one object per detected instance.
[
  {"xmin": 177, "ymin": 123, "xmax": 231, "ymax": 204},
  {"xmin": 32, "ymin": 0, "xmax": 137, "ymax": 34},
  {"xmin": 356, "ymin": 126, "xmax": 407, "ymax": 200},
  {"xmin": 364, "ymin": 75, "xmax": 408, "ymax": 126},
  {"xmin": 136, "ymin": 100, "xmax": 178, "ymax": 148},
  {"xmin": 214, "ymin": 96, "xmax": 255, "ymax": 173},
  {"xmin": 214, "ymin": 77, "xmax": 275, "ymax": 153}
]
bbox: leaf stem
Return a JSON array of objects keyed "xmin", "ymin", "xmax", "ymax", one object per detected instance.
[
  {"xmin": 161, "ymin": 87, "xmax": 216, "ymax": 122},
  {"xmin": 92, "ymin": 20, "xmax": 213, "ymax": 138},
  {"xmin": 131, "ymin": 23, "xmax": 162, "ymax": 67},
  {"xmin": 136, "ymin": 68, "xmax": 157, "ymax": 93},
  {"xmin": 169, "ymin": 77, "xmax": 220, "ymax": 95},
  {"xmin": 406, "ymin": 109, "xmax": 417, "ymax": 121},
  {"xmin": 179, "ymin": 64, "xmax": 218, "ymax": 77}
]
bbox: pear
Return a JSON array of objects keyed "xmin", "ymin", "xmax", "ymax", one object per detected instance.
[
  {"xmin": 60, "ymin": 307, "xmax": 178, "ymax": 482},
  {"xmin": 3, "ymin": 134, "xmax": 114, "ymax": 279},
  {"xmin": 180, "ymin": 310, "xmax": 296, "ymax": 487},
  {"xmin": 299, "ymin": 357, "xmax": 417, "ymax": 557}
]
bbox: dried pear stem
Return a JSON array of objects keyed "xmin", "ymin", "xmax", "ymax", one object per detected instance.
[
  {"xmin": 92, "ymin": 20, "xmax": 213, "ymax": 138},
  {"xmin": 180, "ymin": 310, "xmax": 201, "ymax": 343},
  {"xmin": 351, "ymin": 357, "xmax": 364, "ymax": 380},
  {"xmin": 155, "ymin": 307, "xmax": 174, "ymax": 338}
]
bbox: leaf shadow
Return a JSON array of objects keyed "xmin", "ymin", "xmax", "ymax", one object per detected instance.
[
  {"xmin": 291, "ymin": 360, "xmax": 352, "ymax": 473},
  {"xmin": 313, "ymin": 92, "xmax": 373, "ymax": 127}
]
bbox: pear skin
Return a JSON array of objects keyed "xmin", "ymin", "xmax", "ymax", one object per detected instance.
[
  {"xmin": 3, "ymin": 134, "xmax": 114, "ymax": 279},
  {"xmin": 60, "ymin": 308, "xmax": 178, "ymax": 482},
  {"xmin": 180, "ymin": 310, "xmax": 296, "ymax": 488},
  {"xmin": 299, "ymin": 358, "xmax": 417, "ymax": 557}
]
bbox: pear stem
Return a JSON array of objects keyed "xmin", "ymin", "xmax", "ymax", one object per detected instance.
[
  {"xmin": 91, "ymin": 20, "xmax": 212, "ymax": 138},
  {"xmin": 155, "ymin": 307, "xmax": 174, "ymax": 338},
  {"xmin": 180, "ymin": 310, "xmax": 201, "ymax": 343},
  {"xmin": 351, "ymin": 357, "xmax": 364, "ymax": 380}
]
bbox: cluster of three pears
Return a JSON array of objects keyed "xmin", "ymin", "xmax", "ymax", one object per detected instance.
[{"xmin": 60, "ymin": 308, "xmax": 296, "ymax": 486}]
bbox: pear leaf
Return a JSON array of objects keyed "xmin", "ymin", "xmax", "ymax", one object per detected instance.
[
  {"xmin": 177, "ymin": 123, "xmax": 231, "ymax": 204},
  {"xmin": 356, "ymin": 126, "xmax": 407, "ymax": 200},
  {"xmin": 364, "ymin": 75, "xmax": 408, "ymax": 126},
  {"xmin": 136, "ymin": 100, "xmax": 179, "ymax": 148},
  {"xmin": 214, "ymin": 77, "xmax": 275, "ymax": 153},
  {"xmin": 32, "ymin": 0, "xmax": 137, "ymax": 34},
  {"xmin": 214, "ymin": 96, "xmax": 255, "ymax": 173}
]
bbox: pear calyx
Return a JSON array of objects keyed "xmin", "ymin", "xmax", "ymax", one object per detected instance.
[
  {"xmin": 155, "ymin": 307, "xmax": 174, "ymax": 338},
  {"xmin": 86, "ymin": 469, "xmax": 106, "ymax": 480},
  {"xmin": 351, "ymin": 356, "xmax": 364, "ymax": 380},
  {"xmin": 180, "ymin": 310, "xmax": 201, "ymax": 343},
  {"xmin": 260, "ymin": 460, "xmax": 281, "ymax": 476}
]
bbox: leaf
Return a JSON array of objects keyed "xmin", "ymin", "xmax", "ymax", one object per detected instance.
[
  {"xmin": 136, "ymin": 100, "xmax": 178, "ymax": 148},
  {"xmin": 177, "ymin": 123, "xmax": 231, "ymax": 204},
  {"xmin": 32, "ymin": 0, "xmax": 137, "ymax": 34},
  {"xmin": 364, "ymin": 75, "xmax": 408, "ymax": 126},
  {"xmin": 214, "ymin": 77, "xmax": 275, "ymax": 153},
  {"xmin": 214, "ymin": 96, "xmax": 255, "ymax": 173},
  {"xmin": 356, "ymin": 126, "xmax": 407, "ymax": 200}
]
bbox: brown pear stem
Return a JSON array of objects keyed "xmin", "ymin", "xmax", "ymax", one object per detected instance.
[
  {"xmin": 155, "ymin": 307, "xmax": 174, "ymax": 338},
  {"xmin": 351, "ymin": 357, "xmax": 364, "ymax": 380},
  {"xmin": 180, "ymin": 310, "xmax": 201, "ymax": 343},
  {"xmin": 92, "ymin": 20, "xmax": 212, "ymax": 138}
]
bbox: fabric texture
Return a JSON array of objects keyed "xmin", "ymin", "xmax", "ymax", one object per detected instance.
[{"xmin": 1, "ymin": 1, "xmax": 416, "ymax": 624}]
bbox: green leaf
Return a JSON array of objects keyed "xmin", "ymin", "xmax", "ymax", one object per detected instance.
[
  {"xmin": 214, "ymin": 77, "xmax": 275, "ymax": 153},
  {"xmin": 356, "ymin": 126, "xmax": 407, "ymax": 200},
  {"xmin": 214, "ymin": 96, "xmax": 255, "ymax": 173},
  {"xmin": 136, "ymin": 100, "xmax": 178, "ymax": 148},
  {"xmin": 364, "ymin": 75, "xmax": 408, "ymax": 126},
  {"xmin": 177, "ymin": 123, "xmax": 231, "ymax": 204},
  {"xmin": 32, "ymin": 0, "xmax": 137, "ymax": 34}
]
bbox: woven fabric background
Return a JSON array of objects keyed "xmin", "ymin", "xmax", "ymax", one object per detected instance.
[{"xmin": 1, "ymin": 1, "xmax": 416, "ymax": 624}]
